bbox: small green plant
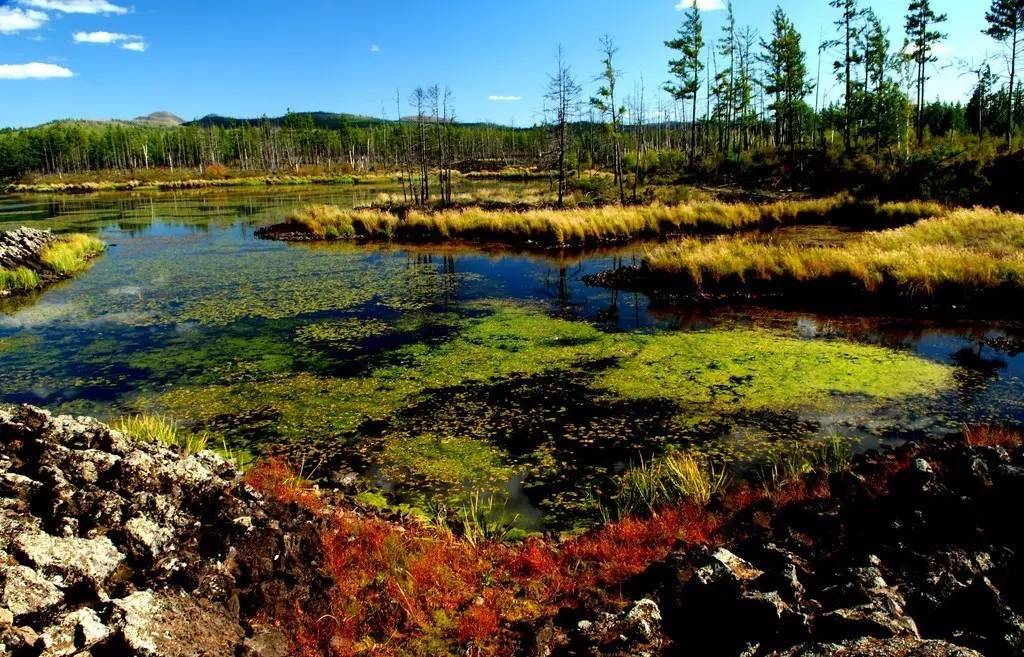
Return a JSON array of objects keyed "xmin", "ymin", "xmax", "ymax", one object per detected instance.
[
  {"xmin": 113, "ymin": 414, "xmax": 209, "ymax": 456},
  {"xmin": 0, "ymin": 267, "xmax": 41, "ymax": 294},
  {"xmin": 616, "ymin": 451, "xmax": 730, "ymax": 516},
  {"xmin": 757, "ymin": 435, "xmax": 855, "ymax": 491},
  {"xmin": 39, "ymin": 234, "xmax": 105, "ymax": 276},
  {"xmin": 459, "ymin": 491, "xmax": 520, "ymax": 545}
]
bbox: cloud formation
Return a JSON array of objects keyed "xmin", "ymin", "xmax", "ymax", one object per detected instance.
[
  {"xmin": 488, "ymin": 95, "xmax": 522, "ymax": 102},
  {"xmin": 73, "ymin": 30, "xmax": 146, "ymax": 51},
  {"xmin": 0, "ymin": 7, "xmax": 48, "ymax": 33},
  {"xmin": 18, "ymin": 0, "xmax": 129, "ymax": 15},
  {"xmin": 675, "ymin": 0, "xmax": 725, "ymax": 10},
  {"xmin": 370, "ymin": 44, "xmax": 381, "ymax": 53},
  {"xmin": 0, "ymin": 62, "xmax": 74, "ymax": 79}
]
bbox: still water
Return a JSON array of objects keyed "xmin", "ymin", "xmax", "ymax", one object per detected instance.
[{"xmin": 3, "ymin": 185, "xmax": 1023, "ymax": 530}]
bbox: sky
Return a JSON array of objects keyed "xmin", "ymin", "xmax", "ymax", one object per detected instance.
[{"xmin": 0, "ymin": 0, "xmax": 1006, "ymax": 129}]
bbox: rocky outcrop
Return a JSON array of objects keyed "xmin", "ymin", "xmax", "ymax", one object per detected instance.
[
  {"xmin": 546, "ymin": 437, "xmax": 1024, "ymax": 657},
  {"xmin": 0, "ymin": 228, "xmax": 56, "ymax": 273},
  {"xmin": 0, "ymin": 405, "xmax": 330, "ymax": 656}
]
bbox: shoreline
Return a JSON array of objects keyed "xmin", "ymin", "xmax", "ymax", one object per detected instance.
[{"xmin": 2, "ymin": 405, "xmax": 1021, "ymax": 656}]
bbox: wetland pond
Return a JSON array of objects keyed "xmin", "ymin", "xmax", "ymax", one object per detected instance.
[{"xmin": 3, "ymin": 184, "xmax": 1024, "ymax": 531}]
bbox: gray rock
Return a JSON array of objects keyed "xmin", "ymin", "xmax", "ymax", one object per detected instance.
[
  {"xmin": 112, "ymin": 591, "xmax": 244, "ymax": 657},
  {"xmin": 241, "ymin": 625, "xmax": 291, "ymax": 657},
  {"xmin": 624, "ymin": 598, "xmax": 662, "ymax": 642},
  {"xmin": 38, "ymin": 608, "xmax": 111, "ymax": 657},
  {"xmin": 124, "ymin": 515, "xmax": 173, "ymax": 560},
  {"xmin": 1, "ymin": 562, "xmax": 63, "ymax": 617},
  {"xmin": 13, "ymin": 532, "xmax": 124, "ymax": 596}
]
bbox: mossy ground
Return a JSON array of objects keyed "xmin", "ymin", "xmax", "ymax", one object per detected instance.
[{"xmin": 148, "ymin": 302, "xmax": 951, "ymax": 524}]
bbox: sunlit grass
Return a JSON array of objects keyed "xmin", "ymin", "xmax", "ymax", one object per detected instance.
[
  {"xmin": 114, "ymin": 413, "xmax": 209, "ymax": 456},
  {"xmin": 0, "ymin": 266, "xmax": 41, "ymax": 294},
  {"xmin": 39, "ymin": 233, "xmax": 105, "ymax": 276},
  {"xmin": 643, "ymin": 207, "xmax": 1024, "ymax": 294},
  {"xmin": 283, "ymin": 195, "xmax": 945, "ymax": 246},
  {"xmin": 756, "ymin": 435, "xmax": 855, "ymax": 491},
  {"xmin": 616, "ymin": 451, "xmax": 731, "ymax": 515}
]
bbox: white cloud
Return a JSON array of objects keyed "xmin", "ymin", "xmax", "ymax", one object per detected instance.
[
  {"xmin": 370, "ymin": 44, "xmax": 380, "ymax": 53},
  {"xmin": 903, "ymin": 42, "xmax": 953, "ymax": 58},
  {"xmin": 488, "ymin": 95, "xmax": 522, "ymax": 102},
  {"xmin": 675, "ymin": 0, "xmax": 725, "ymax": 10},
  {"xmin": 18, "ymin": 0, "xmax": 129, "ymax": 15},
  {"xmin": 73, "ymin": 31, "xmax": 146, "ymax": 51},
  {"xmin": 0, "ymin": 62, "xmax": 74, "ymax": 79},
  {"xmin": 0, "ymin": 7, "xmax": 48, "ymax": 33},
  {"xmin": 74, "ymin": 30, "xmax": 124, "ymax": 43}
]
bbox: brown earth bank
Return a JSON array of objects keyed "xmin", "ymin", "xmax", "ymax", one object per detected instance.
[{"xmin": 2, "ymin": 405, "xmax": 1022, "ymax": 657}]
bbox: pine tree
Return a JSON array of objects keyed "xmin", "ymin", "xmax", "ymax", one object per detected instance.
[
  {"xmin": 591, "ymin": 35, "xmax": 626, "ymax": 204},
  {"xmin": 905, "ymin": 0, "xmax": 948, "ymax": 143},
  {"xmin": 863, "ymin": 9, "xmax": 891, "ymax": 151},
  {"xmin": 827, "ymin": 0, "xmax": 865, "ymax": 153},
  {"xmin": 714, "ymin": 1, "xmax": 738, "ymax": 154},
  {"xmin": 666, "ymin": 0, "xmax": 705, "ymax": 165},
  {"xmin": 761, "ymin": 7, "xmax": 812, "ymax": 152},
  {"xmin": 984, "ymin": 0, "xmax": 1024, "ymax": 148}
]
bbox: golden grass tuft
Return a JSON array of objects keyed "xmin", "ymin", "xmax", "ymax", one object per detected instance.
[
  {"xmin": 617, "ymin": 451, "xmax": 731, "ymax": 515},
  {"xmin": 0, "ymin": 267, "xmax": 42, "ymax": 294},
  {"xmin": 114, "ymin": 414, "xmax": 209, "ymax": 456},
  {"xmin": 283, "ymin": 194, "xmax": 945, "ymax": 246},
  {"xmin": 643, "ymin": 207, "xmax": 1024, "ymax": 294},
  {"xmin": 40, "ymin": 234, "xmax": 106, "ymax": 276}
]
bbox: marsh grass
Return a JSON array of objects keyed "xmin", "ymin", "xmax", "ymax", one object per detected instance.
[
  {"xmin": 40, "ymin": 234, "xmax": 106, "ymax": 276},
  {"xmin": 756, "ymin": 435, "xmax": 855, "ymax": 491},
  {"xmin": 644, "ymin": 207, "xmax": 1024, "ymax": 295},
  {"xmin": 114, "ymin": 413, "xmax": 209, "ymax": 456},
  {"xmin": 616, "ymin": 451, "xmax": 730, "ymax": 516},
  {"xmin": 459, "ymin": 491, "xmax": 521, "ymax": 545},
  {"xmin": 281, "ymin": 195, "xmax": 945, "ymax": 246},
  {"xmin": 0, "ymin": 267, "xmax": 41, "ymax": 294},
  {"xmin": 4, "ymin": 173, "xmax": 398, "ymax": 194}
]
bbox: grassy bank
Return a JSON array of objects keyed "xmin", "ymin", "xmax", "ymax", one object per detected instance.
[
  {"xmin": 0, "ymin": 233, "xmax": 105, "ymax": 295},
  {"xmin": 1, "ymin": 173, "xmax": 402, "ymax": 195},
  {"xmin": 629, "ymin": 207, "xmax": 1024, "ymax": 307},
  {"xmin": 267, "ymin": 195, "xmax": 945, "ymax": 247}
]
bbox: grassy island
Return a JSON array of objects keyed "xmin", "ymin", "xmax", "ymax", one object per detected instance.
[{"xmin": 261, "ymin": 195, "xmax": 945, "ymax": 247}]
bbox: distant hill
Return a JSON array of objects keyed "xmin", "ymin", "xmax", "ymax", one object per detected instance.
[
  {"xmin": 22, "ymin": 110, "xmax": 526, "ymax": 132},
  {"xmin": 133, "ymin": 112, "xmax": 184, "ymax": 127},
  {"xmin": 186, "ymin": 111, "xmax": 511, "ymax": 130},
  {"xmin": 187, "ymin": 111, "xmax": 390, "ymax": 130}
]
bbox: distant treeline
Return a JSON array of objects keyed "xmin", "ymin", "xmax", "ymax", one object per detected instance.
[{"xmin": 2, "ymin": 0, "xmax": 1023, "ymax": 203}]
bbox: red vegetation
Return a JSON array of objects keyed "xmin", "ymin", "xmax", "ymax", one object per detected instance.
[
  {"xmin": 245, "ymin": 436, "xmax": 985, "ymax": 657},
  {"xmin": 965, "ymin": 425, "xmax": 1024, "ymax": 448},
  {"xmin": 244, "ymin": 458, "xmax": 327, "ymax": 514}
]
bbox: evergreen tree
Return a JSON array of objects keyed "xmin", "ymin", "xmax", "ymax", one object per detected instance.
[
  {"xmin": 591, "ymin": 35, "xmax": 626, "ymax": 204},
  {"xmin": 666, "ymin": 0, "xmax": 705, "ymax": 165},
  {"xmin": 984, "ymin": 0, "xmax": 1024, "ymax": 147},
  {"xmin": 905, "ymin": 0, "xmax": 948, "ymax": 143},
  {"xmin": 761, "ymin": 7, "xmax": 813, "ymax": 152},
  {"xmin": 827, "ymin": 0, "xmax": 865, "ymax": 153}
]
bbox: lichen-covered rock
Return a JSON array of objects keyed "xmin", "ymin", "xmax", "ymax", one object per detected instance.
[
  {"xmin": 771, "ymin": 637, "xmax": 985, "ymax": 657},
  {"xmin": 1, "ymin": 404, "xmax": 333, "ymax": 656},
  {"xmin": 13, "ymin": 532, "xmax": 124, "ymax": 596},
  {"xmin": 1, "ymin": 561, "xmax": 63, "ymax": 617},
  {"xmin": 0, "ymin": 227, "xmax": 55, "ymax": 271},
  {"xmin": 37, "ymin": 607, "xmax": 111, "ymax": 657},
  {"xmin": 112, "ymin": 590, "xmax": 244, "ymax": 657}
]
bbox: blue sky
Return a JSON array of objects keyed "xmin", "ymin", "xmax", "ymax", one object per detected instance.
[{"xmin": 0, "ymin": 0, "xmax": 1004, "ymax": 128}]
